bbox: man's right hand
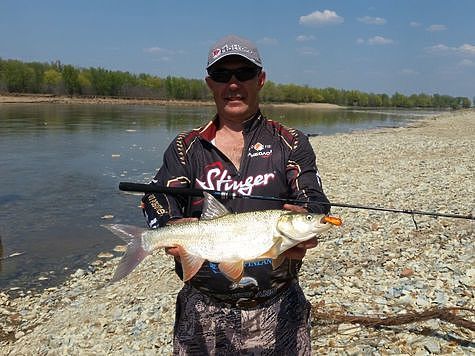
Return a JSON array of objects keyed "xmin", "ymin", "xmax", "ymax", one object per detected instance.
[{"xmin": 165, "ymin": 217, "xmax": 198, "ymax": 260}]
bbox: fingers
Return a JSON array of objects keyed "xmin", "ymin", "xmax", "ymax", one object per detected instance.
[
  {"xmin": 282, "ymin": 237, "xmax": 319, "ymax": 260},
  {"xmin": 297, "ymin": 237, "xmax": 318, "ymax": 249},
  {"xmin": 165, "ymin": 246, "xmax": 180, "ymax": 256},
  {"xmin": 167, "ymin": 217, "xmax": 198, "ymax": 225},
  {"xmin": 283, "ymin": 246, "xmax": 307, "ymax": 259},
  {"xmin": 283, "ymin": 204, "xmax": 308, "ymax": 213},
  {"xmin": 164, "ymin": 218, "xmax": 197, "ymax": 262},
  {"xmin": 165, "ymin": 246, "xmax": 181, "ymax": 262}
]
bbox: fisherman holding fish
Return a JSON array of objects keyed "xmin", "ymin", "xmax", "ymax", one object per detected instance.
[{"xmin": 140, "ymin": 35, "xmax": 332, "ymax": 355}]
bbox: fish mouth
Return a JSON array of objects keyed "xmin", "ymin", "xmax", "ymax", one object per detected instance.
[{"xmin": 321, "ymin": 215, "xmax": 343, "ymax": 226}]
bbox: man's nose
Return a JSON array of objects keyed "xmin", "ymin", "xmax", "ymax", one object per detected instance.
[{"xmin": 228, "ymin": 76, "xmax": 241, "ymax": 87}]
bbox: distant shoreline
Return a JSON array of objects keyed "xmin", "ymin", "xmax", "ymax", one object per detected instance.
[{"xmin": 0, "ymin": 93, "xmax": 343, "ymax": 109}]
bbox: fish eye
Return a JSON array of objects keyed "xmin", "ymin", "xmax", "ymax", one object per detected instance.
[{"xmin": 305, "ymin": 215, "xmax": 313, "ymax": 221}]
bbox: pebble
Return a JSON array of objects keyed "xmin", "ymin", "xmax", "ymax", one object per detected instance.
[
  {"xmin": 461, "ymin": 268, "xmax": 475, "ymax": 287},
  {"xmin": 400, "ymin": 267, "xmax": 415, "ymax": 277},
  {"xmin": 1, "ymin": 110, "xmax": 474, "ymax": 354},
  {"xmin": 97, "ymin": 252, "xmax": 114, "ymax": 259},
  {"xmin": 14, "ymin": 331, "xmax": 25, "ymax": 339},
  {"xmin": 71, "ymin": 269, "xmax": 85, "ymax": 278},
  {"xmin": 113, "ymin": 245, "xmax": 127, "ymax": 253},
  {"xmin": 423, "ymin": 339, "xmax": 441, "ymax": 354}
]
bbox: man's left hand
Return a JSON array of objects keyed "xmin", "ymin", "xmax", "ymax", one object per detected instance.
[{"xmin": 282, "ymin": 203, "xmax": 319, "ymax": 259}]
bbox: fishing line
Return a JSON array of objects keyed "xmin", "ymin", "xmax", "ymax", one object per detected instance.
[{"xmin": 118, "ymin": 182, "xmax": 474, "ymax": 221}]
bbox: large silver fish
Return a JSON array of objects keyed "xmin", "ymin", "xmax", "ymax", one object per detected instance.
[{"xmin": 104, "ymin": 192, "xmax": 341, "ymax": 283}]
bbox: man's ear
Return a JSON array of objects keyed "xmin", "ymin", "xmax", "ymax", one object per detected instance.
[
  {"xmin": 258, "ymin": 71, "xmax": 266, "ymax": 90},
  {"xmin": 205, "ymin": 76, "xmax": 214, "ymax": 90}
]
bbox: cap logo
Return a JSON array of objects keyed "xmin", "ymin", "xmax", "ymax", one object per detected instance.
[{"xmin": 212, "ymin": 43, "xmax": 255, "ymax": 59}]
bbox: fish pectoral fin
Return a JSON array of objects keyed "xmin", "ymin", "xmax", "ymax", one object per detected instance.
[
  {"xmin": 178, "ymin": 246, "xmax": 205, "ymax": 282},
  {"xmin": 259, "ymin": 239, "xmax": 282, "ymax": 259},
  {"xmin": 272, "ymin": 254, "xmax": 286, "ymax": 270},
  {"xmin": 218, "ymin": 261, "xmax": 244, "ymax": 283}
]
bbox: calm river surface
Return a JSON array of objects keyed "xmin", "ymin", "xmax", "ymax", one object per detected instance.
[{"xmin": 0, "ymin": 103, "xmax": 436, "ymax": 292}]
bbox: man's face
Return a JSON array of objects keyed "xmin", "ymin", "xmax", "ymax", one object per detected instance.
[{"xmin": 206, "ymin": 56, "xmax": 266, "ymax": 124}]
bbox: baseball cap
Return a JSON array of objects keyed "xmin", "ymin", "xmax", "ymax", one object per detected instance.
[{"xmin": 206, "ymin": 35, "xmax": 262, "ymax": 69}]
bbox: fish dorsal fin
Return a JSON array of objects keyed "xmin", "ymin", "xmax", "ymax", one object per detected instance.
[
  {"xmin": 218, "ymin": 261, "xmax": 244, "ymax": 283},
  {"xmin": 177, "ymin": 246, "xmax": 206, "ymax": 282},
  {"xmin": 201, "ymin": 192, "xmax": 230, "ymax": 220},
  {"xmin": 272, "ymin": 254, "xmax": 286, "ymax": 270}
]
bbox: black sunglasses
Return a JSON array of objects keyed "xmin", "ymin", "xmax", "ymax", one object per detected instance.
[{"xmin": 208, "ymin": 67, "xmax": 261, "ymax": 83}]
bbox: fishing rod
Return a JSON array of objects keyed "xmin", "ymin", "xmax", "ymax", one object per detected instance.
[{"xmin": 118, "ymin": 182, "xmax": 474, "ymax": 221}]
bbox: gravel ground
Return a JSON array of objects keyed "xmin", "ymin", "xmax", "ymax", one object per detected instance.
[{"xmin": 1, "ymin": 109, "xmax": 474, "ymax": 355}]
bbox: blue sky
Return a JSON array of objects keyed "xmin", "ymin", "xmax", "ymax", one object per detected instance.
[{"xmin": 1, "ymin": 0, "xmax": 474, "ymax": 98}]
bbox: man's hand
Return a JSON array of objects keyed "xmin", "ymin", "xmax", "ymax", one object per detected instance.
[
  {"xmin": 282, "ymin": 204, "xmax": 319, "ymax": 259},
  {"xmin": 165, "ymin": 217, "xmax": 198, "ymax": 260}
]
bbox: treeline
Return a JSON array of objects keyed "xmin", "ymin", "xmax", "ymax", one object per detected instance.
[
  {"xmin": 0, "ymin": 58, "xmax": 209, "ymax": 100},
  {"xmin": 0, "ymin": 58, "xmax": 471, "ymax": 108}
]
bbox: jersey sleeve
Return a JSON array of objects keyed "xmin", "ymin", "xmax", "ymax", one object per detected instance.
[
  {"xmin": 286, "ymin": 131, "xmax": 331, "ymax": 214},
  {"xmin": 141, "ymin": 138, "xmax": 192, "ymax": 228}
]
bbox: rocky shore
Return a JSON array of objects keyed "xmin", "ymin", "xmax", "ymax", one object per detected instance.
[{"xmin": 1, "ymin": 109, "xmax": 474, "ymax": 355}]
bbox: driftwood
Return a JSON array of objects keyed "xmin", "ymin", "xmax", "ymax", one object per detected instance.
[{"xmin": 312, "ymin": 304, "xmax": 475, "ymax": 331}]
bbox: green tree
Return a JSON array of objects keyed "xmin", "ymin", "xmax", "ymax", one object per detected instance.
[
  {"xmin": 391, "ymin": 92, "xmax": 408, "ymax": 107},
  {"xmin": 367, "ymin": 93, "xmax": 382, "ymax": 107},
  {"xmin": 2, "ymin": 60, "xmax": 35, "ymax": 92},
  {"xmin": 62, "ymin": 65, "xmax": 80, "ymax": 95},
  {"xmin": 77, "ymin": 71, "xmax": 92, "ymax": 95},
  {"xmin": 43, "ymin": 69, "xmax": 62, "ymax": 93}
]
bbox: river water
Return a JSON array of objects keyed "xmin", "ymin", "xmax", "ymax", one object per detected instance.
[{"xmin": 0, "ymin": 103, "xmax": 437, "ymax": 292}]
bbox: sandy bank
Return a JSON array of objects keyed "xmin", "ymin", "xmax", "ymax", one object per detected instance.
[
  {"xmin": 0, "ymin": 93, "xmax": 215, "ymax": 106},
  {"xmin": 0, "ymin": 93, "xmax": 343, "ymax": 109},
  {"xmin": 1, "ymin": 109, "xmax": 474, "ymax": 354}
]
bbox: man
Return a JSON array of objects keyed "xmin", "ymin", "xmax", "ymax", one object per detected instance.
[{"xmin": 142, "ymin": 34, "xmax": 330, "ymax": 355}]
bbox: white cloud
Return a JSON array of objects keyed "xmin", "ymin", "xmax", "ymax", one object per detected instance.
[
  {"xmin": 144, "ymin": 47, "xmax": 174, "ymax": 55},
  {"xmin": 356, "ymin": 36, "xmax": 394, "ymax": 45},
  {"xmin": 426, "ymin": 43, "xmax": 475, "ymax": 56},
  {"xmin": 357, "ymin": 16, "xmax": 386, "ymax": 25},
  {"xmin": 296, "ymin": 35, "xmax": 316, "ymax": 42},
  {"xmin": 257, "ymin": 37, "xmax": 278, "ymax": 45},
  {"xmin": 458, "ymin": 59, "xmax": 475, "ymax": 67},
  {"xmin": 143, "ymin": 47, "xmax": 179, "ymax": 62},
  {"xmin": 459, "ymin": 44, "xmax": 475, "ymax": 56},
  {"xmin": 426, "ymin": 24, "xmax": 447, "ymax": 32},
  {"xmin": 367, "ymin": 36, "xmax": 394, "ymax": 45},
  {"xmin": 299, "ymin": 10, "xmax": 344, "ymax": 26},
  {"xmin": 425, "ymin": 44, "xmax": 451, "ymax": 54},
  {"xmin": 410, "ymin": 21, "xmax": 421, "ymax": 27},
  {"xmin": 297, "ymin": 47, "xmax": 319, "ymax": 56}
]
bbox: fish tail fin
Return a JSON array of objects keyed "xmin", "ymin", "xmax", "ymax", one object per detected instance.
[{"xmin": 102, "ymin": 224, "xmax": 150, "ymax": 283}]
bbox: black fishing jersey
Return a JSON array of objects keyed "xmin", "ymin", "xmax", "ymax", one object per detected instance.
[{"xmin": 142, "ymin": 110, "xmax": 330, "ymax": 301}]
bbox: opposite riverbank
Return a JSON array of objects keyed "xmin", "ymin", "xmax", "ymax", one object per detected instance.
[
  {"xmin": 0, "ymin": 93, "xmax": 343, "ymax": 109},
  {"xmin": 1, "ymin": 109, "xmax": 474, "ymax": 354}
]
